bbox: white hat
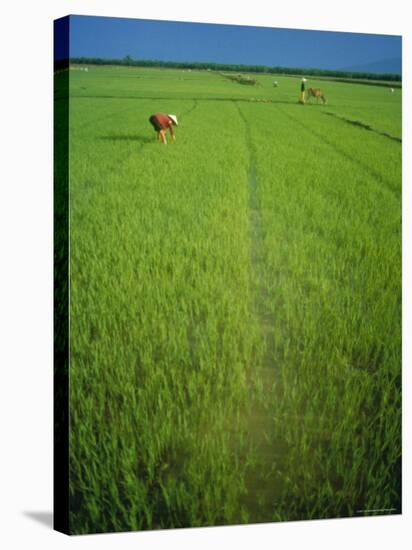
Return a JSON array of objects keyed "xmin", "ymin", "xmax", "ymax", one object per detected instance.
[
  {"xmin": 301, "ymin": 78, "xmax": 307, "ymax": 82},
  {"xmin": 168, "ymin": 114, "xmax": 178, "ymax": 126}
]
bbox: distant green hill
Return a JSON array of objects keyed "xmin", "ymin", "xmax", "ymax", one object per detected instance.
[{"xmin": 341, "ymin": 57, "xmax": 401, "ymax": 75}]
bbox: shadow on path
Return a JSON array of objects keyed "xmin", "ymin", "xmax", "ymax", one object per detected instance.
[
  {"xmin": 100, "ymin": 134, "xmax": 153, "ymax": 144},
  {"xmin": 68, "ymin": 94, "xmax": 299, "ymax": 106}
]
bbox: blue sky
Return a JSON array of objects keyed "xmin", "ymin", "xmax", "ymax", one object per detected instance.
[{"xmin": 59, "ymin": 15, "xmax": 401, "ymax": 71}]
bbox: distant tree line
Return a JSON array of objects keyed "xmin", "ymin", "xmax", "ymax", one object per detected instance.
[{"xmin": 64, "ymin": 56, "xmax": 402, "ymax": 83}]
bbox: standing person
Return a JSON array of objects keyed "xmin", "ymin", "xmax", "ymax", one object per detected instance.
[
  {"xmin": 300, "ymin": 78, "xmax": 307, "ymax": 104},
  {"xmin": 149, "ymin": 113, "xmax": 178, "ymax": 144}
]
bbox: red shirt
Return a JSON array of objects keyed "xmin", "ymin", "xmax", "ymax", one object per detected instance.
[{"xmin": 151, "ymin": 113, "xmax": 172, "ymax": 130}]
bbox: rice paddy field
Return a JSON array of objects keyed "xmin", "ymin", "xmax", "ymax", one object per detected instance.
[{"xmin": 55, "ymin": 65, "xmax": 402, "ymax": 534}]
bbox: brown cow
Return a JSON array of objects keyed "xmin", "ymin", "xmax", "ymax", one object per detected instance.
[{"xmin": 306, "ymin": 87, "xmax": 327, "ymax": 104}]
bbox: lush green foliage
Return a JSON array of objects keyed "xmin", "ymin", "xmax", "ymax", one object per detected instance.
[{"xmin": 62, "ymin": 66, "xmax": 402, "ymax": 533}]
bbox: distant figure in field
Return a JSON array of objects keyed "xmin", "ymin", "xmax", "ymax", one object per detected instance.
[
  {"xmin": 390, "ymin": 88, "xmax": 395, "ymax": 93},
  {"xmin": 300, "ymin": 78, "xmax": 307, "ymax": 103},
  {"xmin": 149, "ymin": 113, "xmax": 178, "ymax": 144},
  {"xmin": 306, "ymin": 87, "xmax": 327, "ymax": 104},
  {"xmin": 273, "ymin": 80, "xmax": 278, "ymax": 87}
]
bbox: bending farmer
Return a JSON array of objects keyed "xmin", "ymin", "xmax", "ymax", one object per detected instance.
[{"xmin": 149, "ymin": 113, "xmax": 178, "ymax": 144}]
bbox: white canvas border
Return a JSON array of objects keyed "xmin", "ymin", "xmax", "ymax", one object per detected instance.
[{"xmin": 0, "ymin": 1, "xmax": 410, "ymax": 548}]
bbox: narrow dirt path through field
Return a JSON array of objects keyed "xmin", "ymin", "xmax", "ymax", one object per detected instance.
[{"xmin": 234, "ymin": 101, "xmax": 284, "ymax": 523}]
